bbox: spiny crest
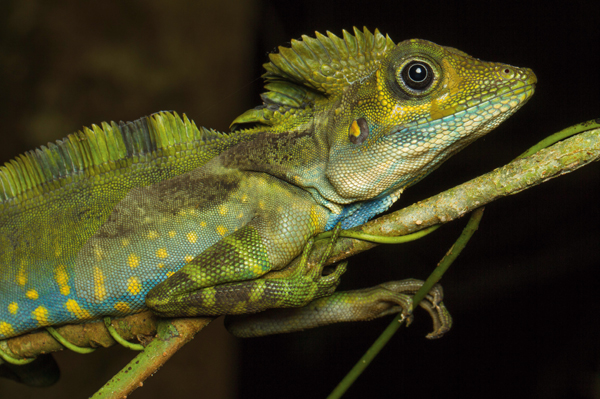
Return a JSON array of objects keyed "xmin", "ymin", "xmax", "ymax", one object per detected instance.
[
  {"xmin": 229, "ymin": 28, "xmax": 396, "ymax": 130},
  {"xmin": 263, "ymin": 27, "xmax": 395, "ymax": 99},
  {"xmin": 0, "ymin": 111, "xmax": 222, "ymax": 203}
]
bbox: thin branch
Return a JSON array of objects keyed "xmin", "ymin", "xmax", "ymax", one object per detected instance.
[
  {"xmin": 90, "ymin": 317, "xmax": 212, "ymax": 398},
  {"xmin": 327, "ymin": 207, "xmax": 486, "ymax": 399}
]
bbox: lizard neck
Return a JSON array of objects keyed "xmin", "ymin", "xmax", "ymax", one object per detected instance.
[{"xmin": 218, "ymin": 110, "xmax": 350, "ymax": 214}]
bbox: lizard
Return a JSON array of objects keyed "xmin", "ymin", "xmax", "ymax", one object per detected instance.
[{"xmin": 0, "ymin": 28, "xmax": 536, "ymax": 354}]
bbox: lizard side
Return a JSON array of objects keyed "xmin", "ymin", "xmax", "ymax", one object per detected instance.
[{"xmin": 0, "ymin": 28, "xmax": 536, "ymax": 343}]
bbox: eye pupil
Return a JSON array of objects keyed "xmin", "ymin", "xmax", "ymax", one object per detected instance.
[
  {"xmin": 409, "ymin": 64, "xmax": 427, "ymax": 82},
  {"xmin": 399, "ymin": 60, "xmax": 434, "ymax": 92}
]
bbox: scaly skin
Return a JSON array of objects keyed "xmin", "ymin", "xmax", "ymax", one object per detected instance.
[{"xmin": 0, "ymin": 28, "xmax": 535, "ymax": 342}]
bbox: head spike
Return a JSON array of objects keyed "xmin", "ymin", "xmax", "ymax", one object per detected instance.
[{"xmin": 262, "ymin": 27, "xmax": 395, "ymax": 98}]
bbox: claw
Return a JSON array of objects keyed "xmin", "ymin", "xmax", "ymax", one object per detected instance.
[
  {"xmin": 419, "ymin": 299, "xmax": 452, "ymax": 339},
  {"xmin": 316, "ymin": 261, "xmax": 348, "ymax": 295},
  {"xmin": 378, "ymin": 279, "xmax": 452, "ymax": 339},
  {"xmin": 298, "ymin": 237, "xmax": 315, "ymax": 267},
  {"xmin": 319, "ymin": 223, "xmax": 343, "ymax": 264}
]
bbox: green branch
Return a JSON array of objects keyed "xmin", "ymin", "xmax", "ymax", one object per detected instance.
[{"xmin": 327, "ymin": 207, "xmax": 486, "ymax": 399}]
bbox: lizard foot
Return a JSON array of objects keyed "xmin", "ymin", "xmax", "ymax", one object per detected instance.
[
  {"xmin": 376, "ymin": 279, "xmax": 452, "ymax": 339},
  {"xmin": 264, "ymin": 222, "xmax": 348, "ymax": 308}
]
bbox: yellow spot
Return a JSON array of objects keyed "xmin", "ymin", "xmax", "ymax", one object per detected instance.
[
  {"xmin": 94, "ymin": 247, "xmax": 104, "ymax": 261},
  {"xmin": 237, "ymin": 212, "xmax": 244, "ymax": 219},
  {"xmin": 54, "ymin": 264, "xmax": 71, "ymax": 295},
  {"xmin": 187, "ymin": 231, "xmax": 198, "ymax": 244},
  {"xmin": 156, "ymin": 248, "xmax": 168, "ymax": 259},
  {"xmin": 0, "ymin": 322, "xmax": 14, "ymax": 336},
  {"xmin": 349, "ymin": 120, "xmax": 361, "ymax": 137},
  {"xmin": 26, "ymin": 289, "xmax": 39, "ymax": 300},
  {"xmin": 241, "ymin": 194, "xmax": 249, "ymax": 203},
  {"xmin": 258, "ymin": 201, "xmax": 265, "ymax": 209},
  {"xmin": 16, "ymin": 263, "xmax": 27, "ymax": 286},
  {"xmin": 31, "ymin": 306, "xmax": 50, "ymax": 326},
  {"xmin": 94, "ymin": 267, "xmax": 107, "ymax": 301},
  {"xmin": 54, "ymin": 245, "xmax": 62, "ymax": 258},
  {"xmin": 216, "ymin": 225, "xmax": 228, "ymax": 236},
  {"xmin": 148, "ymin": 230, "xmax": 160, "ymax": 240},
  {"xmin": 168, "ymin": 231, "xmax": 176, "ymax": 238},
  {"xmin": 128, "ymin": 254, "xmax": 140, "ymax": 269},
  {"xmin": 184, "ymin": 255, "xmax": 193, "ymax": 263},
  {"xmin": 8, "ymin": 302, "xmax": 18, "ymax": 315},
  {"xmin": 166, "ymin": 271, "xmax": 175, "ymax": 278},
  {"xmin": 65, "ymin": 299, "xmax": 91, "ymax": 319},
  {"xmin": 232, "ymin": 300, "xmax": 248, "ymax": 313},
  {"xmin": 310, "ymin": 206, "xmax": 321, "ymax": 228},
  {"xmin": 202, "ymin": 287, "xmax": 217, "ymax": 307},
  {"xmin": 429, "ymin": 96, "xmax": 457, "ymax": 121},
  {"xmin": 114, "ymin": 302, "xmax": 130, "ymax": 313},
  {"xmin": 219, "ymin": 205, "xmax": 228, "ymax": 215},
  {"xmin": 200, "ymin": 221, "xmax": 207, "ymax": 228},
  {"xmin": 122, "ymin": 238, "xmax": 130, "ymax": 247},
  {"xmin": 157, "ymin": 262, "xmax": 165, "ymax": 269},
  {"xmin": 127, "ymin": 277, "xmax": 141, "ymax": 296}
]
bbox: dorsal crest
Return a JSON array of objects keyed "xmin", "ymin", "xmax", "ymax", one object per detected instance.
[
  {"xmin": 230, "ymin": 27, "xmax": 396, "ymax": 129},
  {"xmin": 0, "ymin": 112, "xmax": 224, "ymax": 203},
  {"xmin": 264, "ymin": 27, "xmax": 395, "ymax": 98}
]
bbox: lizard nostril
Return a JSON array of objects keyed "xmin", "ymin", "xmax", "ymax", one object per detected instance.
[{"xmin": 499, "ymin": 66, "xmax": 515, "ymax": 80}]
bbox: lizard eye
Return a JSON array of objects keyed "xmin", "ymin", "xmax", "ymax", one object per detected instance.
[
  {"xmin": 400, "ymin": 61, "xmax": 434, "ymax": 91},
  {"xmin": 394, "ymin": 58, "xmax": 439, "ymax": 96}
]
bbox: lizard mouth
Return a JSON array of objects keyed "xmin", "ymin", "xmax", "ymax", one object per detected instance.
[
  {"xmin": 392, "ymin": 82, "xmax": 537, "ymax": 141},
  {"xmin": 465, "ymin": 82, "xmax": 537, "ymax": 137},
  {"xmin": 373, "ymin": 82, "xmax": 537, "ymax": 194}
]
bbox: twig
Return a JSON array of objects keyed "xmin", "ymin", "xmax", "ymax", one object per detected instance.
[{"xmin": 90, "ymin": 317, "xmax": 212, "ymax": 398}]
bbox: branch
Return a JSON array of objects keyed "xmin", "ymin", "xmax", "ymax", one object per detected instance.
[{"xmin": 91, "ymin": 317, "xmax": 212, "ymax": 398}]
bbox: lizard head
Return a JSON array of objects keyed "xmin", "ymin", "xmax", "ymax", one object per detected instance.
[
  {"xmin": 232, "ymin": 28, "xmax": 536, "ymax": 204},
  {"xmin": 325, "ymin": 37, "xmax": 537, "ymax": 201}
]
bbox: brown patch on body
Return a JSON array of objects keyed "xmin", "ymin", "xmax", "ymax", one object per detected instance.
[
  {"xmin": 94, "ymin": 167, "xmax": 239, "ymax": 240},
  {"xmin": 220, "ymin": 130, "xmax": 313, "ymax": 171}
]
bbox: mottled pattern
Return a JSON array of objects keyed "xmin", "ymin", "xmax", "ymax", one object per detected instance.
[{"xmin": 0, "ymin": 28, "xmax": 535, "ymax": 340}]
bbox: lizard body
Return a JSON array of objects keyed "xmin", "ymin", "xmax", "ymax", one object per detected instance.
[{"xmin": 0, "ymin": 28, "xmax": 535, "ymax": 341}]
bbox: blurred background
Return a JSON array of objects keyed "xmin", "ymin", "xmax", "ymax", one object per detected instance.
[{"xmin": 0, "ymin": 0, "xmax": 599, "ymax": 398}]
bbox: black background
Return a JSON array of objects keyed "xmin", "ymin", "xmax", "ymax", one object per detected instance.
[{"xmin": 1, "ymin": 1, "xmax": 599, "ymax": 398}]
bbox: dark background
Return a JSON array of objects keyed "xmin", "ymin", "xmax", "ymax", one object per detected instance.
[{"xmin": 1, "ymin": 1, "xmax": 599, "ymax": 398}]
